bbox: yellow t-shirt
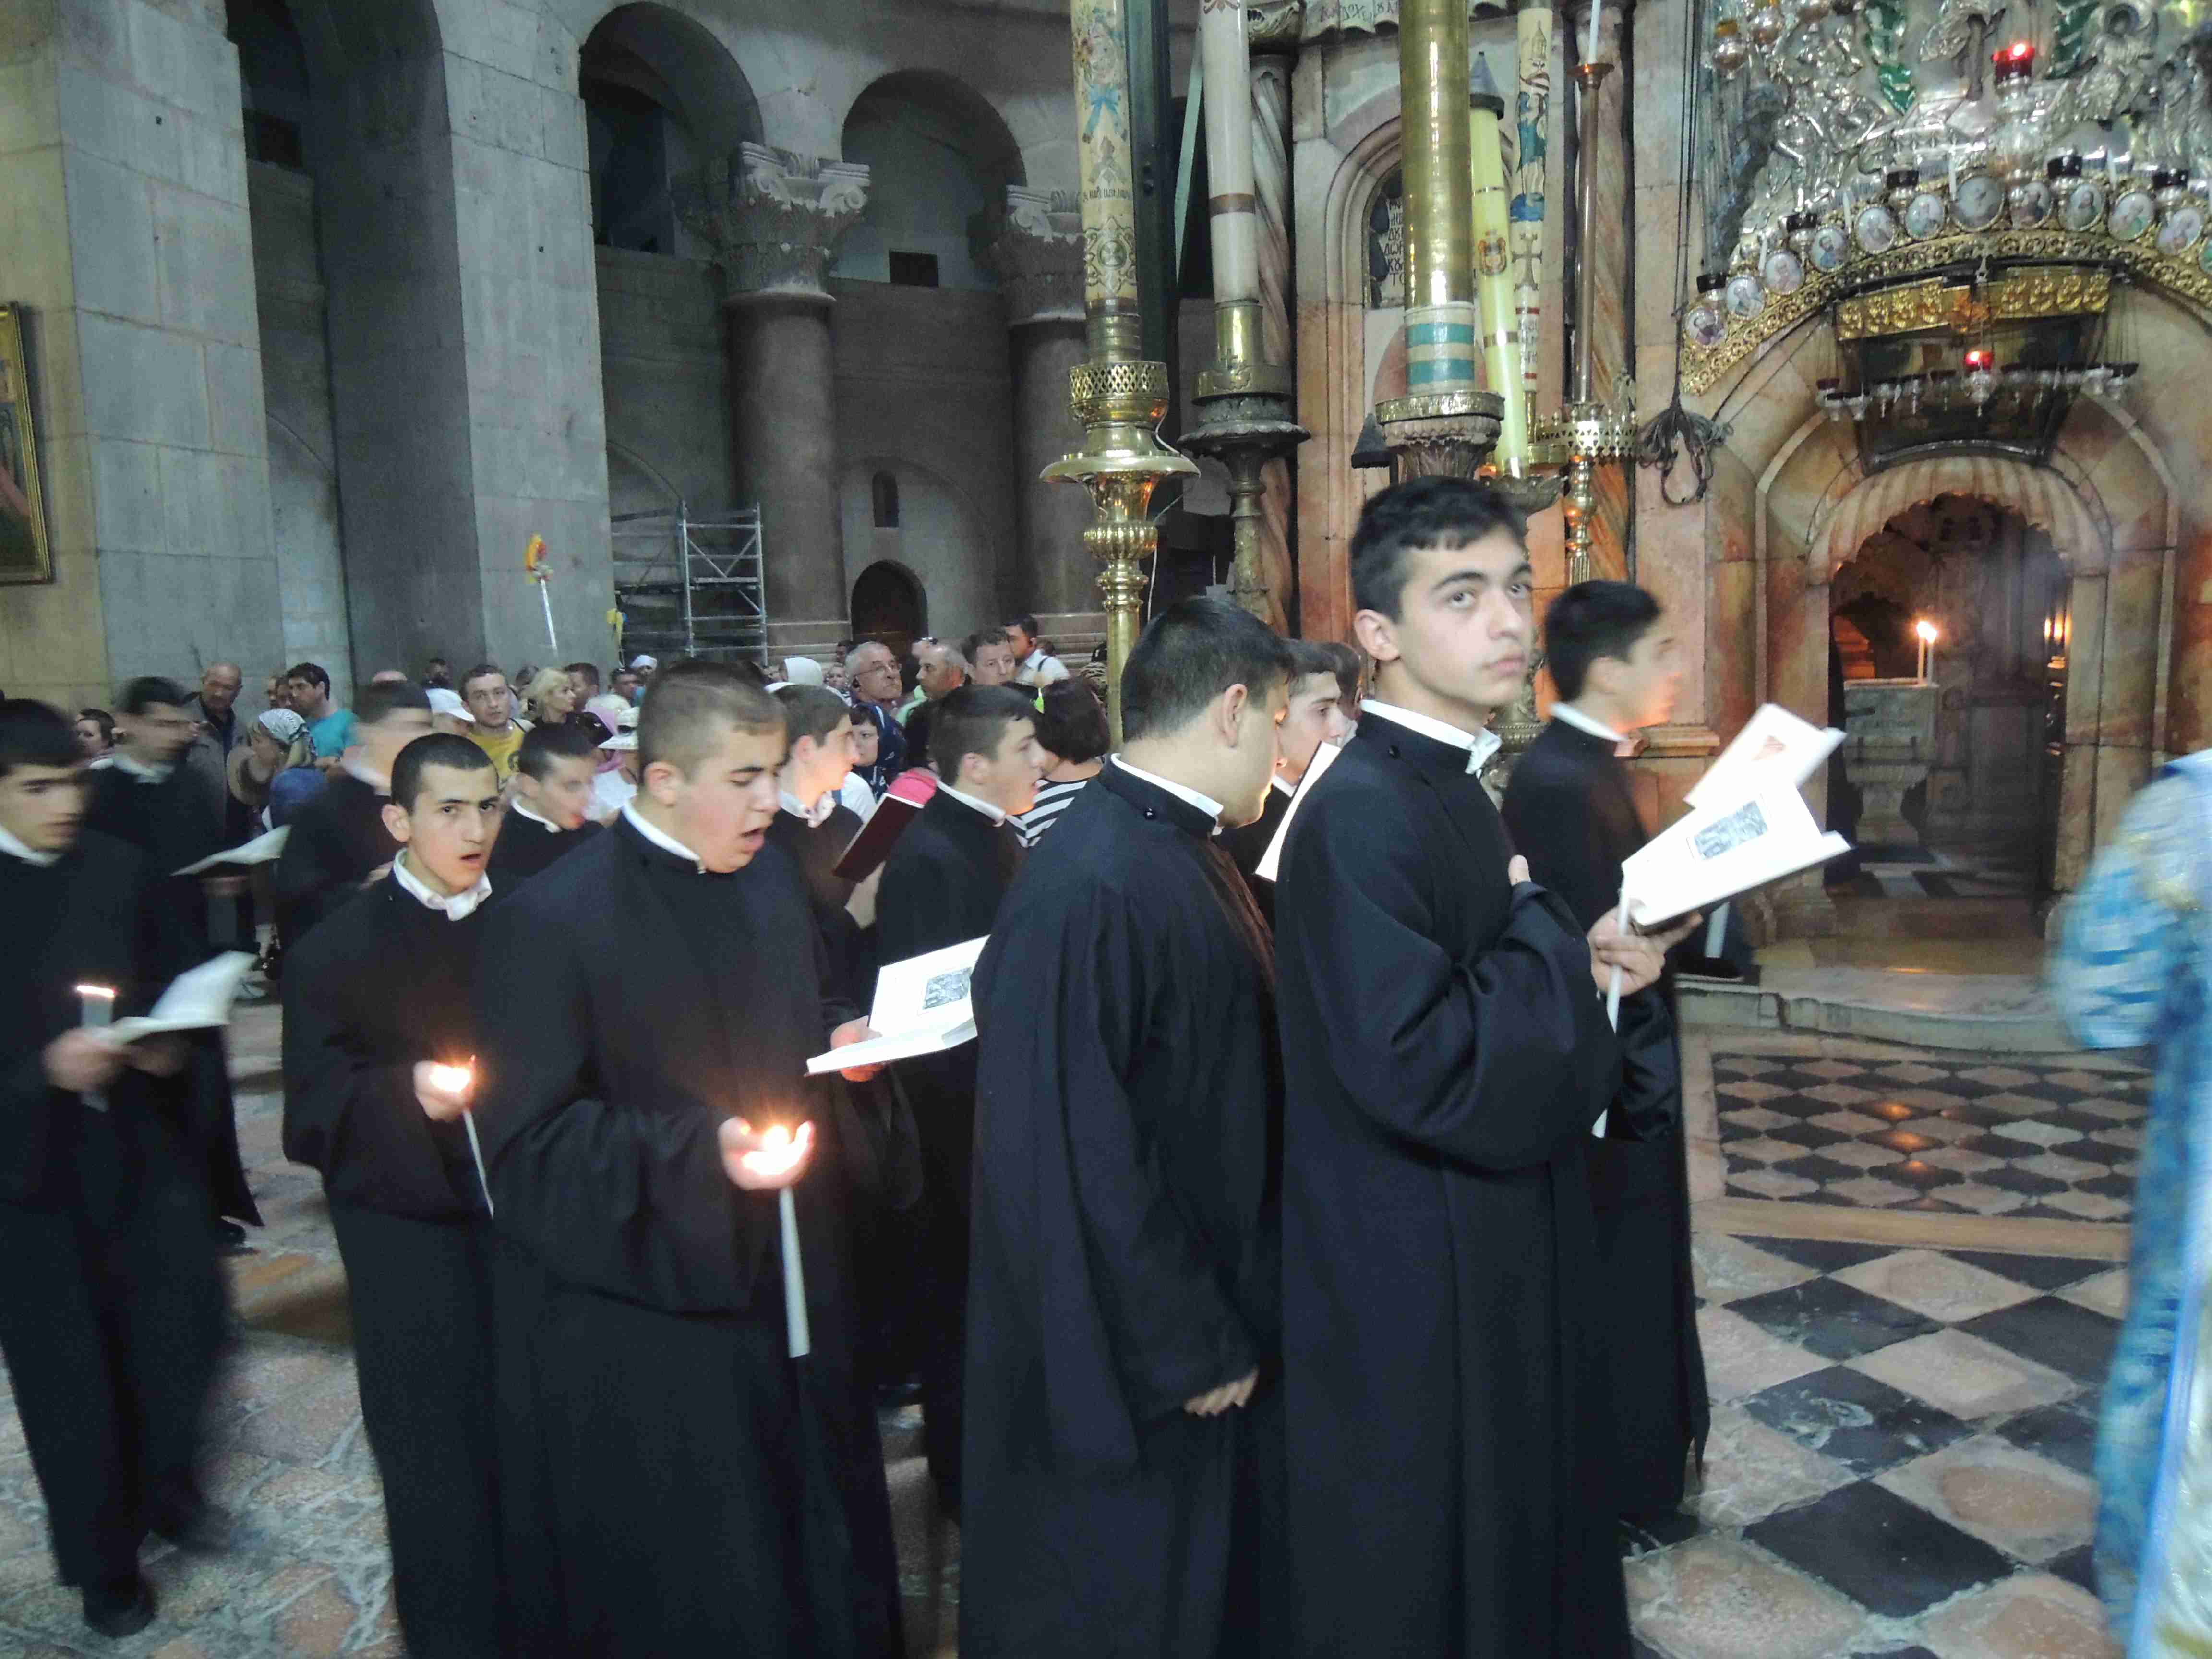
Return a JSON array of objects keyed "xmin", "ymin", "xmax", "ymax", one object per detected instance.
[{"xmin": 470, "ymin": 721, "xmax": 528, "ymax": 782}]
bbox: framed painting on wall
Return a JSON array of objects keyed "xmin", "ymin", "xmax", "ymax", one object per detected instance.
[{"xmin": 0, "ymin": 303, "xmax": 53, "ymax": 585}]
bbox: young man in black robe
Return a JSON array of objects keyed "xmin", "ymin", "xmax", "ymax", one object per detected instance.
[
  {"xmin": 766, "ymin": 685, "xmax": 871, "ymax": 1003},
  {"xmin": 273, "ymin": 681, "xmax": 433, "ymax": 944},
  {"xmin": 1221, "ymin": 640, "xmax": 1352, "ymax": 926},
  {"xmin": 876, "ymin": 682, "xmax": 1043, "ymax": 1513},
  {"xmin": 83, "ymin": 677, "xmax": 261, "ymax": 1247},
  {"xmin": 0, "ymin": 700, "xmax": 228, "ymax": 1640},
  {"xmin": 487, "ymin": 720, "xmax": 603, "ymax": 887},
  {"xmin": 472, "ymin": 662, "xmax": 902, "ymax": 1657},
  {"xmin": 282, "ymin": 733, "xmax": 510, "ymax": 1658},
  {"xmin": 1502, "ymin": 580, "xmax": 1711, "ymax": 1522},
  {"xmin": 1274, "ymin": 478, "xmax": 1693, "ymax": 1659},
  {"xmin": 963, "ymin": 599, "xmax": 1292, "ymax": 1659}
]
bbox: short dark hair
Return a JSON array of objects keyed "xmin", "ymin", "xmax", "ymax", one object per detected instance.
[
  {"xmin": 639, "ymin": 660, "xmax": 781, "ymax": 772},
  {"xmin": 356, "ymin": 680, "xmax": 431, "ymax": 728},
  {"xmin": 1316, "ymin": 640, "xmax": 1366, "ymax": 711},
  {"xmin": 1287, "ymin": 639, "xmax": 1341, "ymax": 684},
  {"xmin": 390, "ymin": 733, "xmax": 498, "ymax": 812},
  {"xmin": 285, "ymin": 661, "xmax": 332, "ymax": 695},
  {"xmin": 517, "ymin": 719, "xmax": 602, "ymax": 781},
  {"xmin": 0, "ymin": 699, "xmax": 82, "ymax": 778},
  {"xmin": 962, "ymin": 628, "xmax": 1010, "ymax": 662},
  {"xmin": 460, "ymin": 663, "xmax": 507, "ymax": 695},
  {"xmin": 931, "ymin": 684, "xmax": 1036, "ymax": 779},
  {"xmin": 119, "ymin": 676, "xmax": 189, "ymax": 717},
  {"xmin": 774, "ymin": 684, "xmax": 853, "ymax": 749},
  {"xmin": 1349, "ymin": 476, "xmax": 1527, "ymax": 620},
  {"xmin": 1033, "ymin": 680, "xmax": 1109, "ymax": 765},
  {"xmin": 1121, "ymin": 598, "xmax": 1297, "ymax": 744},
  {"xmin": 1544, "ymin": 581, "xmax": 1664, "ymax": 702},
  {"xmin": 563, "ymin": 661, "xmax": 601, "ymax": 692},
  {"xmin": 1006, "ymin": 614, "xmax": 1041, "ymax": 637},
  {"xmin": 902, "ymin": 702, "xmax": 935, "ymax": 769},
  {"xmin": 77, "ymin": 708, "xmax": 116, "ymax": 744}
]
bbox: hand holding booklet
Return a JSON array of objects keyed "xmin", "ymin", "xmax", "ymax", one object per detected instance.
[
  {"xmin": 99, "ymin": 951, "xmax": 259, "ymax": 1046},
  {"xmin": 174, "ymin": 824, "xmax": 289, "ymax": 876},
  {"xmin": 805, "ymin": 937, "xmax": 987, "ymax": 1076}
]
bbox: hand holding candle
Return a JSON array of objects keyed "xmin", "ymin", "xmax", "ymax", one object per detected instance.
[
  {"xmin": 415, "ymin": 1060, "xmax": 475, "ymax": 1122},
  {"xmin": 720, "ymin": 1118, "xmax": 817, "ymax": 1190},
  {"xmin": 67, "ymin": 984, "xmax": 122, "ymax": 1107}
]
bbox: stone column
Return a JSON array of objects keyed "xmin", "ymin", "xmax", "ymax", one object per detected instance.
[
  {"xmin": 682, "ymin": 144, "xmax": 869, "ymax": 651},
  {"xmin": 991, "ymin": 188, "xmax": 1099, "ymax": 642}
]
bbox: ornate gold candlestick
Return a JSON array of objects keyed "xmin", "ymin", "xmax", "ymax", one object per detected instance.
[{"xmin": 1046, "ymin": 0, "xmax": 1196, "ymax": 744}]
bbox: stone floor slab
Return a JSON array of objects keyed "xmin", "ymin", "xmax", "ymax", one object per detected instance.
[
  {"xmin": 1831, "ymin": 1249, "xmax": 2041, "ymax": 1324},
  {"xmin": 1624, "ymin": 1536, "xmax": 1867, "ymax": 1659},
  {"xmin": 1875, "ymin": 1434, "xmax": 2097, "ymax": 1564},
  {"xmin": 1848, "ymin": 1328, "xmax": 2080, "ymax": 1422},
  {"xmin": 1918, "ymin": 1572, "xmax": 2120, "ymax": 1659}
]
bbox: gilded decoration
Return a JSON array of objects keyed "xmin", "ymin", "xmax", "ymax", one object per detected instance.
[
  {"xmin": 1833, "ymin": 264, "xmax": 2111, "ymax": 338},
  {"xmin": 1683, "ymin": 232, "xmax": 2212, "ymax": 393}
]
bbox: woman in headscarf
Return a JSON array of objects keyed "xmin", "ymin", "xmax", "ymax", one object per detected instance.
[{"xmin": 229, "ymin": 708, "xmax": 314, "ymax": 823}]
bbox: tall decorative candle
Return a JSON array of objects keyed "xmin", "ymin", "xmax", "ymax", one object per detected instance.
[
  {"xmin": 1511, "ymin": 2, "xmax": 1552, "ymax": 410},
  {"xmin": 1468, "ymin": 65, "xmax": 1529, "ymax": 472},
  {"xmin": 1071, "ymin": 0, "xmax": 1143, "ymax": 359},
  {"xmin": 1396, "ymin": 0, "xmax": 1480, "ymax": 403},
  {"xmin": 1199, "ymin": 0, "xmax": 1259, "ymax": 307}
]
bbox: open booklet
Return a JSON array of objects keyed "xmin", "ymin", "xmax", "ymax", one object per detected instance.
[
  {"xmin": 1254, "ymin": 737, "xmax": 1342, "ymax": 883},
  {"xmin": 1622, "ymin": 777, "xmax": 1850, "ymax": 928},
  {"xmin": 175, "ymin": 824, "xmax": 289, "ymax": 876},
  {"xmin": 100, "ymin": 951, "xmax": 259, "ymax": 1045},
  {"xmin": 804, "ymin": 936, "xmax": 988, "ymax": 1076},
  {"xmin": 1683, "ymin": 704, "xmax": 1842, "ymax": 811}
]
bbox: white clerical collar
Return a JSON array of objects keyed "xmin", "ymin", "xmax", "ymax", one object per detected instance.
[
  {"xmin": 1361, "ymin": 700, "xmax": 1502, "ymax": 775},
  {"xmin": 0, "ymin": 822, "xmax": 59, "ymax": 867},
  {"xmin": 1270, "ymin": 773, "xmax": 1297, "ymax": 798},
  {"xmin": 392, "ymin": 849, "xmax": 492, "ymax": 921},
  {"xmin": 938, "ymin": 782, "xmax": 1009, "ymax": 825},
  {"xmin": 344, "ymin": 759, "xmax": 390, "ymax": 794},
  {"xmin": 113, "ymin": 752, "xmax": 173, "ymax": 784},
  {"xmin": 779, "ymin": 787, "xmax": 837, "ymax": 828},
  {"xmin": 1553, "ymin": 702, "xmax": 1624, "ymax": 742},
  {"xmin": 622, "ymin": 801, "xmax": 705, "ymax": 873},
  {"xmin": 511, "ymin": 800, "xmax": 565, "ymax": 833},
  {"xmin": 1110, "ymin": 757, "xmax": 1227, "ymax": 829}
]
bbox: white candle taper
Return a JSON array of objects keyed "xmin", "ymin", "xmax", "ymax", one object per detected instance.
[
  {"xmin": 779, "ymin": 1188, "xmax": 810, "ymax": 1359},
  {"xmin": 537, "ymin": 579, "xmax": 559, "ymax": 653},
  {"xmin": 1597, "ymin": 891, "xmax": 1630, "ymax": 1138},
  {"xmin": 76, "ymin": 985, "xmax": 114, "ymax": 1112},
  {"xmin": 1585, "ymin": 0, "xmax": 1602, "ymax": 64}
]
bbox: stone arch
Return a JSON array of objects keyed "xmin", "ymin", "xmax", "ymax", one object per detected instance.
[
  {"xmin": 1815, "ymin": 455, "xmax": 2110, "ymax": 582},
  {"xmin": 581, "ymin": 4, "xmax": 763, "ymax": 255},
  {"xmin": 838, "ymin": 456, "xmax": 995, "ymax": 644},
  {"xmin": 850, "ymin": 559, "xmax": 928, "ymax": 660},
  {"xmin": 834, "ymin": 71, "xmax": 1025, "ymax": 292}
]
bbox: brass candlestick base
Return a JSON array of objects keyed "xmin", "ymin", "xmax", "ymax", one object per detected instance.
[
  {"xmin": 1182, "ymin": 387, "xmax": 1306, "ymax": 623},
  {"xmin": 1532, "ymin": 397, "xmax": 1636, "ymax": 583},
  {"xmin": 1043, "ymin": 356, "xmax": 1198, "ymax": 745},
  {"xmin": 1374, "ymin": 388, "xmax": 1505, "ymax": 478}
]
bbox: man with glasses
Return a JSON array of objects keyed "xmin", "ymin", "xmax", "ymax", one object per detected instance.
[{"xmin": 843, "ymin": 640, "xmax": 908, "ymax": 791}]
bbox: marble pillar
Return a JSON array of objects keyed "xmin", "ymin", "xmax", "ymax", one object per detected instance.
[
  {"xmin": 1251, "ymin": 42, "xmax": 1300, "ymax": 633},
  {"xmin": 992, "ymin": 188, "xmax": 1100, "ymax": 640},
  {"xmin": 681, "ymin": 144, "xmax": 870, "ymax": 650}
]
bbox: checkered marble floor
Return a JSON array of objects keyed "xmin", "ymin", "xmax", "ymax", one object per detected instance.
[
  {"xmin": 1628, "ymin": 1232, "xmax": 2126, "ymax": 1659},
  {"xmin": 1714, "ymin": 1052, "xmax": 2149, "ymax": 1222}
]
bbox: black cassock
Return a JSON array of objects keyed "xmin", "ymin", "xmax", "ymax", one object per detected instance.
[
  {"xmin": 765, "ymin": 802, "xmax": 871, "ymax": 1005},
  {"xmin": 963, "ymin": 764, "xmax": 1285, "ymax": 1659},
  {"xmin": 281, "ymin": 880, "xmax": 509, "ymax": 1658},
  {"xmin": 1274, "ymin": 713, "xmax": 1628, "ymax": 1659},
  {"xmin": 878, "ymin": 790, "xmax": 1022, "ymax": 1507},
  {"xmin": 0, "ymin": 834, "xmax": 227, "ymax": 1592},
  {"xmin": 473, "ymin": 816, "xmax": 901, "ymax": 1659},
  {"xmin": 1218, "ymin": 778, "xmax": 1293, "ymax": 928},
  {"xmin": 485, "ymin": 809, "xmax": 601, "ymax": 889},
  {"xmin": 1503, "ymin": 717, "xmax": 1710, "ymax": 1518},
  {"xmin": 82, "ymin": 762, "xmax": 260, "ymax": 1228},
  {"xmin": 274, "ymin": 771, "xmax": 397, "ymax": 945}
]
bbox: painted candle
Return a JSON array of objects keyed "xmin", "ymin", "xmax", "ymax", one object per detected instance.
[
  {"xmin": 1470, "ymin": 70, "xmax": 1529, "ymax": 470},
  {"xmin": 1071, "ymin": 0, "xmax": 1142, "ymax": 353}
]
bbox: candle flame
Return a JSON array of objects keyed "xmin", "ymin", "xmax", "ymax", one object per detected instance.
[
  {"xmin": 739, "ymin": 1120, "xmax": 813, "ymax": 1178},
  {"xmin": 1915, "ymin": 620, "xmax": 1940, "ymax": 643},
  {"xmin": 74, "ymin": 984, "xmax": 116, "ymax": 1000},
  {"xmin": 427, "ymin": 1063, "xmax": 474, "ymax": 1094}
]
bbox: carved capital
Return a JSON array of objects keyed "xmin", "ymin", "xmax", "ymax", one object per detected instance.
[
  {"xmin": 1244, "ymin": 0, "xmax": 1305, "ymax": 50},
  {"xmin": 987, "ymin": 185, "xmax": 1086, "ymax": 325},
  {"xmin": 677, "ymin": 143, "xmax": 871, "ymax": 300}
]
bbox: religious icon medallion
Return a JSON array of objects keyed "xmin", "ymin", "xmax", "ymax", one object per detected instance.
[
  {"xmin": 1761, "ymin": 247, "xmax": 1806, "ymax": 295},
  {"xmin": 1903, "ymin": 189, "xmax": 1948, "ymax": 240},
  {"xmin": 2108, "ymin": 187, "xmax": 2156, "ymax": 242},
  {"xmin": 1810, "ymin": 222, "xmax": 1851, "ymax": 271},
  {"xmin": 1854, "ymin": 202, "xmax": 1899, "ymax": 252}
]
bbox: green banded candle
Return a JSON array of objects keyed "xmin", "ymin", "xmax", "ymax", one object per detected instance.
[
  {"xmin": 1396, "ymin": 0, "xmax": 1479, "ymax": 401},
  {"xmin": 1469, "ymin": 83, "xmax": 1528, "ymax": 469}
]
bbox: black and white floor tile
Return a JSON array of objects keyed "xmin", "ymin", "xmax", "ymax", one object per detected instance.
[{"xmin": 1714, "ymin": 1052, "xmax": 2149, "ymax": 1222}]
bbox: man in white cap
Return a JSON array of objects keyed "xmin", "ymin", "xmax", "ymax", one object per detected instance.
[
  {"xmin": 592, "ymin": 708, "xmax": 640, "ymax": 822},
  {"xmin": 426, "ymin": 689, "xmax": 475, "ymax": 737},
  {"xmin": 780, "ymin": 656, "xmax": 826, "ymax": 688}
]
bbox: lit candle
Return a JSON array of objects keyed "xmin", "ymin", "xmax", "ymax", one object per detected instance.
[
  {"xmin": 76, "ymin": 984, "xmax": 115, "ymax": 1113},
  {"xmin": 1915, "ymin": 619, "xmax": 1939, "ymax": 682},
  {"xmin": 429, "ymin": 1062, "xmax": 493, "ymax": 1216},
  {"xmin": 743, "ymin": 1123, "xmax": 817, "ymax": 1359}
]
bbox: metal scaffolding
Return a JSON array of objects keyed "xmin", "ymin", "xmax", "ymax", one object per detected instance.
[{"xmin": 610, "ymin": 504, "xmax": 768, "ymax": 664}]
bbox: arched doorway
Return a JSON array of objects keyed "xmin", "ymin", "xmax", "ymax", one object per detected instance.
[
  {"xmin": 851, "ymin": 562, "xmax": 926, "ymax": 662},
  {"xmin": 1830, "ymin": 495, "xmax": 2071, "ymax": 927},
  {"xmin": 835, "ymin": 71, "xmax": 1023, "ymax": 290}
]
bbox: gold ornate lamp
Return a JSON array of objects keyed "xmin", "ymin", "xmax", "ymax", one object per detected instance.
[{"xmin": 1045, "ymin": 0, "xmax": 1197, "ymax": 745}]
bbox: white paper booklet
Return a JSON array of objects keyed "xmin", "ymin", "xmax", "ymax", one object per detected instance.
[
  {"xmin": 174, "ymin": 825, "xmax": 290, "ymax": 875},
  {"xmin": 1255, "ymin": 737, "xmax": 1343, "ymax": 883},
  {"xmin": 101, "ymin": 951, "xmax": 259, "ymax": 1044},
  {"xmin": 1621, "ymin": 784, "xmax": 1850, "ymax": 928},
  {"xmin": 1683, "ymin": 704, "xmax": 1843, "ymax": 811},
  {"xmin": 805, "ymin": 936, "xmax": 989, "ymax": 1075}
]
